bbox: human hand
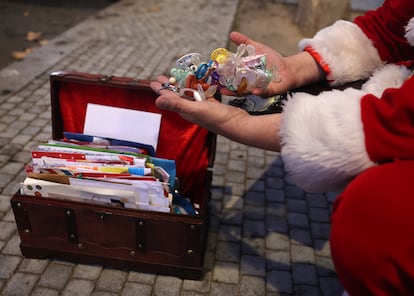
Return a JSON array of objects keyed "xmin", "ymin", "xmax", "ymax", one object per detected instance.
[
  {"xmin": 151, "ymin": 75, "xmax": 232, "ymax": 127},
  {"xmin": 228, "ymin": 32, "xmax": 292, "ymax": 96},
  {"xmin": 150, "ymin": 75, "xmax": 282, "ymax": 151},
  {"xmin": 228, "ymin": 32, "xmax": 326, "ymax": 96}
]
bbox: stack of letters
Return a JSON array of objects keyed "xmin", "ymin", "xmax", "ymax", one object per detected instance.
[{"xmin": 21, "ymin": 132, "xmax": 173, "ymax": 213}]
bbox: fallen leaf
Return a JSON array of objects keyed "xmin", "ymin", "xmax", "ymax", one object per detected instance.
[
  {"xmin": 39, "ymin": 39, "xmax": 48, "ymax": 46},
  {"xmin": 148, "ymin": 5, "xmax": 161, "ymax": 13},
  {"xmin": 12, "ymin": 47, "xmax": 36, "ymax": 60},
  {"xmin": 23, "ymin": 11, "xmax": 29, "ymax": 17},
  {"xmin": 26, "ymin": 31, "xmax": 42, "ymax": 42}
]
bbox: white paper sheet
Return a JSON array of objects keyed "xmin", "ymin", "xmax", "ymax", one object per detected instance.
[{"xmin": 83, "ymin": 103, "xmax": 161, "ymax": 151}]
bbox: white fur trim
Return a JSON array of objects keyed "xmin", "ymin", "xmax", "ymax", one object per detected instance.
[
  {"xmin": 361, "ymin": 64, "xmax": 412, "ymax": 97},
  {"xmin": 281, "ymin": 88, "xmax": 376, "ymax": 192},
  {"xmin": 405, "ymin": 17, "xmax": 414, "ymax": 46},
  {"xmin": 299, "ymin": 20, "xmax": 383, "ymax": 86}
]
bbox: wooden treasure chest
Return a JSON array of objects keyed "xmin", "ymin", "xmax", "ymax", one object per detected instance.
[{"xmin": 11, "ymin": 71, "xmax": 216, "ymax": 279}]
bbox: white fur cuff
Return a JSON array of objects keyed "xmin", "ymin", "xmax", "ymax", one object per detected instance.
[
  {"xmin": 281, "ymin": 88, "xmax": 376, "ymax": 192},
  {"xmin": 299, "ymin": 20, "xmax": 383, "ymax": 86},
  {"xmin": 405, "ymin": 17, "xmax": 414, "ymax": 46}
]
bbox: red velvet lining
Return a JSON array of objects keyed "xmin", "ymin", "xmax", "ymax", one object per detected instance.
[{"xmin": 56, "ymin": 81, "xmax": 210, "ymax": 206}]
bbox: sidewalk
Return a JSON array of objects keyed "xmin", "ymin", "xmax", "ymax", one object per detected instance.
[{"xmin": 0, "ymin": 0, "xmax": 343, "ymax": 295}]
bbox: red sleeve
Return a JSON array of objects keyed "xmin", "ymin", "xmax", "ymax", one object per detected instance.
[
  {"xmin": 354, "ymin": 0, "xmax": 414, "ymax": 63},
  {"xmin": 362, "ymin": 76, "xmax": 414, "ymax": 163}
]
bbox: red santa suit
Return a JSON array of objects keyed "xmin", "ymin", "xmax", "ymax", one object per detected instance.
[{"xmin": 279, "ymin": 0, "xmax": 414, "ymax": 295}]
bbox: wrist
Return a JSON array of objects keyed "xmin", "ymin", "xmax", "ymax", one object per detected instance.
[{"xmin": 285, "ymin": 51, "xmax": 326, "ymax": 89}]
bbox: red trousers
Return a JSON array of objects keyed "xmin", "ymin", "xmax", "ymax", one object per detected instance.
[{"xmin": 330, "ymin": 160, "xmax": 414, "ymax": 296}]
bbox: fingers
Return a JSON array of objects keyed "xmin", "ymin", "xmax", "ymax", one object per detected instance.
[
  {"xmin": 229, "ymin": 31, "xmax": 256, "ymax": 47},
  {"xmin": 155, "ymin": 93, "xmax": 185, "ymax": 113},
  {"xmin": 150, "ymin": 75, "xmax": 169, "ymax": 95}
]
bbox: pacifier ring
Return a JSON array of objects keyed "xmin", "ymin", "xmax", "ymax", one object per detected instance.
[
  {"xmin": 156, "ymin": 83, "xmax": 177, "ymax": 95},
  {"xmin": 156, "ymin": 87, "xmax": 165, "ymax": 95}
]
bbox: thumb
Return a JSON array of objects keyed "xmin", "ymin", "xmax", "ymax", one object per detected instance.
[
  {"xmin": 155, "ymin": 93, "xmax": 190, "ymax": 113},
  {"xmin": 229, "ymin": 31, "xmax": 252, "ymax": 46},
  {"xmin": 229, "ymin": 31, "xmax": 261, "ymax": 49}
]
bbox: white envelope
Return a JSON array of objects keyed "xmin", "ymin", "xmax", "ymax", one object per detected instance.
[{"xmin": 84, "ymin": 103, "xmax": 161, "ymax": 151}]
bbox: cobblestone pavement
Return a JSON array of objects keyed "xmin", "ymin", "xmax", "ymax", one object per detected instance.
[{"xmin": 0, "ymin": 0, "xmax": 344, "ymax": 295}]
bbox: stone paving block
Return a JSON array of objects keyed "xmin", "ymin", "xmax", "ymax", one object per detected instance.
[
  {"xmin": 243, "ymin": 205, "xmax": 265, "ymax": 220},
  {"xmin": 246, "ymin": 178, "xmax": 265, "ymax": 192},
  {"xmin": 266, "ymin": 188, "xmax": 285, "ymax": 202},
  {"xmin": 289, "ymin": 229, "xmax": 313, "ymax": 246},
  {"xmin": 31, "ymin": 287, "xmax": 60, "ymax": 296},
  {"xmin": 266, "ymin": 270, "xmax": 293, "ymax": 294},
  {"xmin": 247, "ymin": 156, "xmax": 265, "ymax": 169},
  {"xmin": 127, "ymin": 271, "xmax": 156, "ymax": 284},
  {"xmin": 218, "ymin": 225, "xmax": 242, "ymax": 242},
  {"xmin": 309, "ymin": 207, "xmax": 331, "ymax": 223},
  {"xmin": 222, "ymin": 195, "xmax": 244, "ymax": 211},
  {"xmin": 91, "ymin": 292, "xmax": 118, "ymax": 296},
  {"xmin": 62, "ymin": 279, "xmax": 95, "ymax": 296},
  {"xmin": 212, "ymin": 261, "xmax": 239, "ymax": 284},
  {"xmin": 6, "ymin": 109, "xmax": 23, "ymax": 118},
  {"xmin": 209, "ymin": 200, "xmax": 223, "ymax": 216},
  {"xmin": 210, "ymin": 282, "xmax": 239, "ymax": 296},
  {"xmin": 306, "ymin": 193, "xmax": 329, "ymax": 208},
  {"xmin": 0, "ymin": 255, "xmax": 21, "ymax": 279},
  {"xmin": 2, "ymin": 272, "xmax": 38, "ymax": 296},
  {"xmin": 203, "ymin": 249, "xmax": 215, "ymax": 271},
  {"xmin": 0, "ymin": 195, "xmax": 12, "ymax": 211},
  {"xmin": 266, "ymin": 203, "xmax": 287, "ymax": 218},
  {"xmin": 183, "ymin": 271, "xmax": 212, "ymax": 293},
  {"xmin": 265, "ymin": 232, "xmax": 290, "ymax": 251},
  {"xmin": 310, "ymin": 222, "xmax": 331, "ymax": 240},
  {"xmin": 0, "ymin": 221, "xmax": 16, "ymax": 241},
  {"xmin": 285, "ymin": 186, "xmax": 305, "ymax": 199},
  {"xmin": 319, "ymin": 276, "xmax": 344, "ymax": 296},
  {"xmin": 266, "ymin": 250, "xmax": 291, "ymax": 271},
  {"xmin": 223, "ymin": 182, "xmax": 241, "ymax": 196},
  {"xmin": 20, "ymin": 125, "xmax": 42, "ymax": 137},
  {"xmin": 240, "ymin": 255, "xmax": 266, "ymax": 277},
  {"xmin": 18, "ymin": 258, "xmax": 49, "ymax": 274},
  {"xmin": 96, "ymin": 269, "xmax": 127, "ymax": 293},
  {"xmin": 227, "ymin": 159, "xmax": 246, "ymax": 172},
  {"xmin": 2, "ymin": 233, "xmax": 22, "ymax": 255},
  {"xmin": 0, "ymin": 162, "xmax": 25, "ymax": 176},
  {"xmin": 316, "ymin": 256, "xmax": 337, "ymax": 277},
  {"xmin": 243, "ymin": 220, "xmax": 265, "ymax": 238},
  {"xmin": 265, "ymin": 176, "xmax": 285, "ymax": 189},
  {"xmin": 244, "ymin": 191, "xmax": 265, "ymax": 206},
  {"xmin": 11, "ymin": 151, "xmax": 32, "ymax": 164},
  {"xmin": 0, "ymin": 115, "xmax": 16, "ymax": 125},
  {"xmin": 121, "ymin": 282, "xmax": 152, "ymax": 296},
  {"xmin": 288, "ymin": 212, "xmax": 309, "ymax": 229},
  {"xmin": 287, "ymin": 199, "xmax": 308, "ymax": 213},
  {"xmin": 241, "ymin": 237, "xmax": 265, "ymax": 256},
  {"xmin": 239, "ymin": 275, "xmax": 265, "ymax": 296},
  {"xmin": 292, "ymin": 264, "xmax": 318, "ymax": 285},
  {"xmin": 216, "ymin": 241, "xmax": 240, "ymax": 262},
  {"xmin": 246, "ymin": 167, "xmax": 266, "ymax": 179},
  {"xmin": 294, "ymin": 285, "xmax": 322, "ymax": 295},
  {"xmin": 313, "ymin": 240, "xmax": 332, "ymax": 257},
  {"xmin": 38, "ymin": 262, "xmax": 74, "ymax": 290},
  {"xmin": 225, "ymin": 171, "xmax": 246, "ymax": 183},
  {"xmin": 266, "ymin": 165, "xmax": 285, "ymax": 178},
  {"xmin": 291, "ymin": 245, "xmax": 316, "ymax": 264},
  {"xmin": 72, "ymin": 264, "xmax": 103, "ymax": 280},
  {"xmin": 2, "ymin": 180, "xmax": 21, "ymax": 196},
  {"xmin": 153, "ymin": 275, "xmax": 183, "ymax": 296}
]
